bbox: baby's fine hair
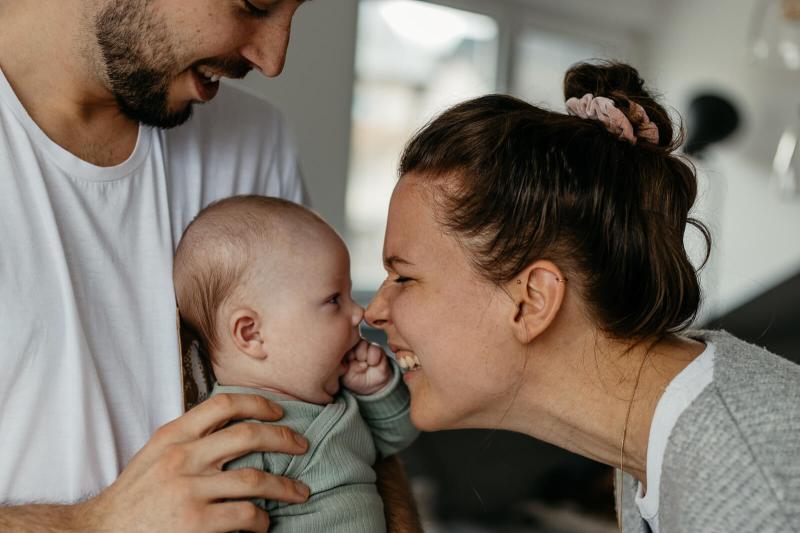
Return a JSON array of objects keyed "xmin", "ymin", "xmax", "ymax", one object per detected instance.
[
  {"xmin": 399, "ymin": 60, "xmax": 711, "ymax": 343},
  {"xmin": 173, "ymin": 195, "xmax": 325, "ymax": 354}
]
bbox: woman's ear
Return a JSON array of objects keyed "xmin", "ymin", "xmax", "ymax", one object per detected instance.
[
  {"xmin": 229, "ymin": 307, "xmax": 268, "ymax": 360},
  {"xmin": 505, "ymin": 260, "xmax": 567, "ymax": 344}
]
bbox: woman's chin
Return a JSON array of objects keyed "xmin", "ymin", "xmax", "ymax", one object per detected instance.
[
  {"xmin": 410, "ymin": 410, "xmax": 440, "ymax": 431},
  {"xmin": 409, "ymin": 397, "xmax": 456, "ymax": 431}
]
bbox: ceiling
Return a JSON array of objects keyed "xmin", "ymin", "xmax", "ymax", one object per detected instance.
[{"xmin": 511, "ymin": 0, "xmax": 662, "ymax": 32}]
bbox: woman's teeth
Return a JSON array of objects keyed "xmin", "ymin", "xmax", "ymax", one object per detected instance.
[{"xmin": 397, "ymin": 354, "xmax": 422, "ymax": 371}]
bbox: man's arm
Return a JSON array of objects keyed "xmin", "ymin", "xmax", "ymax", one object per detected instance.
[
  {"xmin": 0, "ymin": 502, "xmax": 91, "ymax": 531},
  {"xmin": 375, "ymin": 455, "xmax": 424, "ymax": 533},
  {"xmin": 0, "ymin": 394, "xmax": 310, "ymax": 532}
]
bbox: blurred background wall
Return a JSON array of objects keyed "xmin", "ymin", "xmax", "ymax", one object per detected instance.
[{"xmin": 230, "ymin": 1, "xmax": 800, "ymax": 530}]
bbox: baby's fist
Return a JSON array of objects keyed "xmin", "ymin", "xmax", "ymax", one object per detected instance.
[{"xmin": 341, "ymin": 339, "xmax": 391, "ymax": 396}]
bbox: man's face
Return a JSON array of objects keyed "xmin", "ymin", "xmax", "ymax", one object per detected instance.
[{"xmin": 93, "ymin": 0, "xmax": 303, "ymax": 129}]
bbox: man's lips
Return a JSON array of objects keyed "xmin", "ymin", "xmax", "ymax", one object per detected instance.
[
  {"xmin": 188, "ymin": 59, "xmax": 252, "ymax": 103},
  {"xmin": 193, "ymin": 59, "xmax": 252, "ymax": 81},
  {"xmin": 190, "ymin": 68, "xmax": 219, "ymax": 102}
]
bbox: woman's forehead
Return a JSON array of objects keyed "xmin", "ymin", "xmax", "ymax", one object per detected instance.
[
  {"xmin": 384, "ymin": 177, "xmax": 463, "ymax": 267},
  {"xmin": 385, "ymin": 179, "xmax": 433, "ymax": 243}
]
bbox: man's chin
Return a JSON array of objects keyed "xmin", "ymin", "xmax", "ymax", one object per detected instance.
[
  {"xmin": 116, "ymin": 98, "xmax": 195, "ymax": 130},
  {"xmin": 139, "ymin": 106, "xmax": 194, "ymax": 130}
]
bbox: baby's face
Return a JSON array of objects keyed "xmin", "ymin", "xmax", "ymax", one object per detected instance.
[{"xmin": 251, "ymin": 229, "xmax": 364, "ymax": 404}]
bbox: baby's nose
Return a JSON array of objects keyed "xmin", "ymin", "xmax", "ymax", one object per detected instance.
[{"xmin": 352, "ymin": 302, "xmax": 365, "ymax": 325}]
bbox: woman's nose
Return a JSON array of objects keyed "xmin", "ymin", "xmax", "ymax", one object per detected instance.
[{"xmin": 365, "ymin": 287, "xmax": 389, "ymax": 329}]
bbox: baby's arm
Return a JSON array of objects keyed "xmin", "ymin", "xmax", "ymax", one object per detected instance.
[
  {"xmin": 341, "ymin": 340, "xmax": 393, "ymax": 395},
  {"xmin": 342, "ymin": 341, "xmax": 419, "ymax": 458}
]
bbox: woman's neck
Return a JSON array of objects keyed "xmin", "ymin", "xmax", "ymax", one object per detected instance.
[{"xmin": 500, "ymin": 326, "xmax": 704, "ymax": 484}]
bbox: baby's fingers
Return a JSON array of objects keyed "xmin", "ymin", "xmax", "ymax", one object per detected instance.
[
  {"xmin": 347, "ymin": 357, "xmax": 368, "ymax": 373},
  {"xmin": 366, "ymin": 343, "xmax": 385, "ymax": 366},
  {"xmin": 352, "ymin": 339, "xmax": 370, "ymax": 362}
]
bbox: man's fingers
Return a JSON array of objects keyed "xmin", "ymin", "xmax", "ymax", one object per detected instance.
[
  {"xmin": 204, "ymin": 501, "xmax": 270, "ymax": 533},
  {"xmin": 200, "ymin": 469, "xmax": 310, "ymax": 504},
  {"xmin": 162, "ymin": 394, "xmax": 284, "ymax": 441},
  {"xmin": 190, "ymin": 422, "xmax": 308, "ymax": 469}
]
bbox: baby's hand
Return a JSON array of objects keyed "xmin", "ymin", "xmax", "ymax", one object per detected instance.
[{"xmin": 341, "ymin": 340, "xmax": 392, "ymax": 396}]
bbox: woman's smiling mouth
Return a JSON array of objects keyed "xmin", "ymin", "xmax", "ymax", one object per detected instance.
[{"xmin": 393, "ymin": 348, "xmax": 422, "ymax": 371}]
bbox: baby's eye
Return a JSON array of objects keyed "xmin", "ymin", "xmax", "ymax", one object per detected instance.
[{"xmin": 327, "ymin": 294, "xmax": 340, "ymax": 305}]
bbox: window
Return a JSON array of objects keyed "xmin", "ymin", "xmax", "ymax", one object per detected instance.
[
  {"xmin": 512, "ymin": 29, "xmax": 612, "ymax": 110},
  {"xmin": 345, "ymin": 0, "xmax": 632, "ymax": 294},
  {"xmin": 346, "ymin": 0, "xmax": 499, "ymax": 292}
]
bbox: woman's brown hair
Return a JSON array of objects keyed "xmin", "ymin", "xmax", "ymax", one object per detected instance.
[{"xmin": 399, "ymin": 61, "xmax": 710, "ymax": 342}]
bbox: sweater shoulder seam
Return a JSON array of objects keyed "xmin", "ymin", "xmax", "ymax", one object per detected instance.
[{"xmin": 709, "ymin": 383, "xmax": 797, "ymax": 531}]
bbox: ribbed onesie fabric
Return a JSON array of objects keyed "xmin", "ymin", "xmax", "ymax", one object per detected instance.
[{"xmin": 211, "ymin": 364, "xmax": 418, "ymax": 532}]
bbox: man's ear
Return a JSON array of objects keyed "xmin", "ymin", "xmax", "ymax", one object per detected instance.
[
  {"xmin": 228, "ymin": 307, "xmax": 268, "ymax": 360},
  {"xmin": 505, "ymin": 260, "xmax": 567, "ymax": 344}
]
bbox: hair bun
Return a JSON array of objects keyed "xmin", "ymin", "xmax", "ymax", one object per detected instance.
[{"xmin": 564, "ymin": 60, "xmax": 675, "ymax": 149}]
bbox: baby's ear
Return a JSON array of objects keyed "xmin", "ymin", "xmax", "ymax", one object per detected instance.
[{"xmin": 229, "ymin": 307, "xmax": 268, "ymax": 360}]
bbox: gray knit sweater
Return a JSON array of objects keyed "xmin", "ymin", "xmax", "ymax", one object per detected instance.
[{"xmin": 617, "ymin": 330, "xmax": 800, "ymax": 532}]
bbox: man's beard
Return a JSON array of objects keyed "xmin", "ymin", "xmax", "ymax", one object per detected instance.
[{"xmin": 94, "ymin": 0, "xmax": 193, "ymax": 129}]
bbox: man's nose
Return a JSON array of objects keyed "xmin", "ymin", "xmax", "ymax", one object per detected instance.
[{"xmin": 239, "ymin": 12, "xmax": 293, "ymax": 77}]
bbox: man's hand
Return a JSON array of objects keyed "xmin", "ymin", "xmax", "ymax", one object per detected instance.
[
  {"xmin": 81, "ymin": 393, "xmax": 310, "ymax": 532},
  {"xmin": 341, "ymin": 339, "xmax": 392, "ymax": 396}
]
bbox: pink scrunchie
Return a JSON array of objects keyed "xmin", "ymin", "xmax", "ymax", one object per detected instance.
[{"xmin": 565, "ymin": 93, "xmax": 659, "ymax": 145}]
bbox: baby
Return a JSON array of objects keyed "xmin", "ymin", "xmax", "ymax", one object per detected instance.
[{"xmin": 173, "ymin": 195, "xmax": 418, "ymax": 533}]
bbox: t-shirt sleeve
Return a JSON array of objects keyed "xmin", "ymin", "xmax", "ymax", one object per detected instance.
[{"xmin": 352, "ymin": 361, "xmax": 419, "ymax": 459}]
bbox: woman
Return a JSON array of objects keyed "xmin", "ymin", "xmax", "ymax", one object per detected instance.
[{"xmin": 365, "ymin": 61, "xmax": 800, "ymax": 532}]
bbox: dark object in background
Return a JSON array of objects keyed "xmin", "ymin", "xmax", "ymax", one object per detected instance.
[
  {"xmin": 684, "ymin": 93, "xmax": 741, "ymax": 158},
  {"xmin": 401, "ymin": 430, "xmax": 616, "ymax": 529},
  {"xmin": 706, "ymin": 268, "xmax": 800, "ymax": 364}
]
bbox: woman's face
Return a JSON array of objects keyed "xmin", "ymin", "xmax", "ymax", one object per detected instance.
[{"xmin": 365, "ymin": 175, "xmax": 526, "ymax": 431}]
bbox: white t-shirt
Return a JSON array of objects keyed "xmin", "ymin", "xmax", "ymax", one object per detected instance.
[
  {"xmin": 0, "ymin": 67, "xmax": 305, "ymax": 504},
  {"xmin": 635, "ymin": 342, "xmax": 716, "ymax": 532}
]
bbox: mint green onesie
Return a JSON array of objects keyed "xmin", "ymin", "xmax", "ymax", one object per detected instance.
[{"xmin": 211, "ymin": 364, "xmax": 418, "ymax": 532}]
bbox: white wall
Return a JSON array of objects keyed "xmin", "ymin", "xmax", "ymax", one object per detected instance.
[
  {"xmin": 231, "ymin": 0, "xmax": 359, "ymax": 235},
  {"xmin": 645, "ymin": 0, "xmax": 800, "ymax": 318}
]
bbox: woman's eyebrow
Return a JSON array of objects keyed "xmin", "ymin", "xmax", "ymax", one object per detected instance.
[{"xmin": 384, "ymin": 255, "xmax": 414, "ymax": 269}]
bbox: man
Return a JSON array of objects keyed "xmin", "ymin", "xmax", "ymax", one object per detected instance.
[{"xmin": 0, "ymin": 1, "xmax": 418, "ymax": 530}]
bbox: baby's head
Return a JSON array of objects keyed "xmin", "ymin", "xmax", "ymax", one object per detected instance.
[{"xmin": 174, "ymin": 195, "xmax": 364, "ymax": 404}]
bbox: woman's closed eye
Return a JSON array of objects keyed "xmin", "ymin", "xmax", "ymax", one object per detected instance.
[{"xmin": 393, "ymin": 276, "xmax": 413, "ymax": 284}]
